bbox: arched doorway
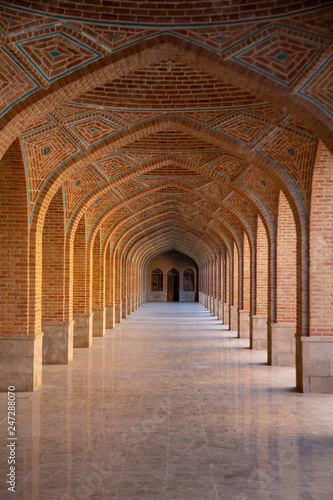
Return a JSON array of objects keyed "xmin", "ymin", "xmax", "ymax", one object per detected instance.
[{"xmin": 167, "ymin": 268, "xmax": 179, "ymax": 302}]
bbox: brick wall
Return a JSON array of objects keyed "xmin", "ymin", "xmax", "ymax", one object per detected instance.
[
  {"xmin": 309, "ymin": 141, "xmax": 333, "ymax": 336},
  {"xmin": 256, "ymin": 216, "xmax": 268, "ymax": 315},
  {"xmin": 276, "ymin": 191, "xmax": 297, "ymax": 323}
]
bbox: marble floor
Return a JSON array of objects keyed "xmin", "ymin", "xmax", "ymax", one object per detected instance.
[{"xmin": 1, "ymin": 302, "xmax": 333, "ymax": 500}]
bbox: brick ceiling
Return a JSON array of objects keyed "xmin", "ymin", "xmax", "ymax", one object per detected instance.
[{"xmin": 0, "ymin": 0, "xmax": 332, "ymax": 264}]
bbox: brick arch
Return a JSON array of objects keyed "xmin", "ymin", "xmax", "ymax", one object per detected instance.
[
  {"xmin": 81, "ymin": 182, "xmax": 241, "ymax": 256},
  {"xmin": 110, "ymin": 213, "xmax": 224, "ymax": 264},
  {"xmin": 121, "ymin": 227, "xmax": 215, "ymax": 270},
  {"xmin": 120, "ymin": 219, "xmax": 224, "ymax": 265},
  {"xmin": 1, "ymin": 31, "xmax": 332, "ymax": 163}
]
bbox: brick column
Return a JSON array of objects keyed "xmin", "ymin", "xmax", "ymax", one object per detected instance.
[
  {"xmin": 42, "ymin": 188, "xmax": 73, "ymax": 364},
  {"xmin": 92, "ymin": 230, "xmax": 105, "ymax": 337},
  {"xmin": 271, "ymin": 192, "xmax": 296, "ymax": 366},
  {"xmin": 238, "ymin": 233, "xmax": 250, "ymax": 339},
  {"xmin": 73, "ymin": 216, "xmax": 93, "ymax": 347},
  {"xmin": 299, "ymin": 142, "xmax": 333, "ymax": 392},
  {"xmin": 0, "ymin": 140, "xmax": 43, "ymax": 391},
  {"xmin": 251, "ymin": 216, "xmax": 268, "ymax": 349}
]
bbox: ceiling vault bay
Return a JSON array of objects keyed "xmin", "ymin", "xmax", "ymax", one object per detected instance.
[{"xmin": 0, "ymin": 0, "xmax": 331, "ymax": 263}]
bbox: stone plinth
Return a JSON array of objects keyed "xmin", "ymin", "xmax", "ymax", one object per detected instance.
[
  {"xmin": 271, "ymin": 323, "xmax": 296, "ymax": 366},
  {"xmin": 105, "ymin": 305, "xmax": 115, "ymax": 330},
  {"xmin": 229, "ymin": 305, "xmax": 238, "ymax": 331},
  {"xmin": 297, "ymin": 336, "xmax": 333, "ymax": 393},
  {"xmin": 250, "ymin": 315, "xmax": 267, "ymax": 350},
  {"xmin": 223, "ymin": 303, "xmax": 229, "ymax": 325},
  {"xmin": 0, "ymin": 332, "xmax": 43, "ymax": 391},
  {"xmin": 115, "ymin": 301, "xmax": 122, "ymax": 323},
  {"xmin": 93, "ymin": 308, "xmax": 106, "ymax": 337},
  {"xmin": 42, "ymin": 321, "xmax": 74, "ymax": 364},
  {"xmin": 73, "ymin": 313, "xmax": 93, "ymax": 348},
  {"xmin": 218, "ymin": 301, "xmax": 223, "ymax": 322},
  {"xmin": 238, "ymin": 310, "xmax": 250, "ymax": 339}
]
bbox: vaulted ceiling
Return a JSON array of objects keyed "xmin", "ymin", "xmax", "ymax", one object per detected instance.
[{"xmin": 1, "ymin": 0, "xmax": 332, "ymax": 264}]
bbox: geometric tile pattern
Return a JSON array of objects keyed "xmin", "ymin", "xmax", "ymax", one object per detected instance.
[
  {"xmin": 63, "ymin": 166, "xmax": 103, "ymax": 229},
  {"xmin": 16, "ymin": 32, "xmax": 102, "ymax": 83},
  {"xmin": 299, "ymin": 56, "xmax": 333, "ymax": 119},
  {"xmin": 237, "ymin": 166, "xmax": 279, "ymax": 225},
  {"xmin": 0, "ymin": 48, "xmax": 39, "ymax": 117},
  {"xmin": 96, "ymin": 156, "xmax": 134, "ymax": 179},
  {"xmin": 22, "ymin": 128, "xmax": 81, "ymax": 214},
  {"xmin": 257, "ymin": 129, "xmax": 317, "ymax": 209},
  {"xmin": 233, "ymin": 33, "xmax": 322, "ymax": 86},
  {"xmin": 216, "ymin": 116, "xmax": 270, "ymax": 145},
  {"xmin": 69, "ymin": 117, "xmax": 123, "ymax": 147},
  {"xmin": 0, "ymin": 0, "xmax": 329, "ymax": 264}
]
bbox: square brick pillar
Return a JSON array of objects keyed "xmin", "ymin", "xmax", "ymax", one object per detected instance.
[
  {"xmin": 127, "ymin": 297, "xmax": 132, "ymax": 315},
  {"xmin": 42, "ymin": 321, "xmax": 74, "ymax": 364},
  {"xmin": 271, "ymin": 323, "xmax": 296, "ymax": 365},
  {"xmin": 297, "ymin": 336, "xmax": 333, "ymax": 393},
  {"xmin": 223, "ymin": 303, "xmax": 229, "ymax": 325},
  {"xmin": 106, "ymin": 305, "xmax": 115, "ymax": 329},
  {"xmin": 93, "ymin": 308, "xmax": 106, "ymax": 337},
  {"xmin": 132, "ymin": 297, "xmax": 135, "ymax": 312},
  {"xmin": 0, "ymin": 333, "xmax": 43, "ymax": 391},
  {"xmin": 238, "ymin": 310, "xmax": 250, "ymax": 339},
  {"xmin": 122, "ymin": 299, "xmax": 127, "ymax": 319},
  {"xmin": 73, "ymin": 313, "xmax": 93, "ymax": 348},
  {"xmin": 250, "ymin": 315, "xmax": 267, "ymax": 350},
  {"xmin": 218, "ymin": 301, "xmax": 224, "ymax": 322},
  {"xmin": 214, "ymin": 298, "xmax": 218, "ymax": 317},
  {"xmin": 229, "ymin": 305, "xmax": 238, "ymax": 331},
  {"xmin": 115, "ymin": 301, "xmax": 122, "ymax": 323}
]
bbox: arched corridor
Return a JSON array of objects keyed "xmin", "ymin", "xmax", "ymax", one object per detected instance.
[
  {"xmin": 0, "ymin": 1, "xmax": 333, "ymax": 496},
  {"xmin": 1, "ymin": 302, "xmax": 333, "ymax": 499}
]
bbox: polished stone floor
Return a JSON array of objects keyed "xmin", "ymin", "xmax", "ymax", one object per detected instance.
[{"xmin": 1, "ymin": 302, "xmax": 333, "ymax": 500}]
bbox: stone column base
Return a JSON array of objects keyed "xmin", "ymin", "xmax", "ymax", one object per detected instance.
[
  {"xmin": 93, "ymin": 308, "xmax": 106, "ymax": 337},
  {"xmin": 238, "ymin": 310, "xmax": 250, "ymax": 339},
  {"xmin": 250, "ymin": 315, "xmax": 267, "ymax": 350},
  {"xmin": 270, "ymin": 323, "xmax": 296, "ymax": 366},
  {"xmin": 297, "ymin": 336, "xmax": 333, "ymax": 393},
  {"xmin": 106, "ymin": 305, "xmax": 115, "ymax": 330},
  {"xmin": 115, "ymin": 301, "xmax": 122, "ymax": 323},
  {"xmin": 0, "ymin": 332, "xmax": 43, "ymax": 391},
  {"xmin": 218, "ymin": 301, "xmax": 223, "ymax": 322},
  {"xmin": 229, "ymin": 305, "xmax": 238, "ymax": 331},
  {"xmin": 223, "ymin": 303, "xmax": 229, "ymax": 325},
  {"xmin": 42, "ymin": 321, "xmax": 74, "ymax": 364},
  {"xmin": 73, "ymin": 313, "xmax": 93, "ymax": 348}
]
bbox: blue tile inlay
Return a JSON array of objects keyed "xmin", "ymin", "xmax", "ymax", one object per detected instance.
[
  {"xmin": 216, "ymin": 36, "xmax": 224, "ymax": 40},
  {"xmin": 90, "ymin": 128, "xmax": 98, "ymax": 133},
  {"xmin": 44, "ymin": 147, "xmax": 50, "ymax": 155},
  {"xmin": 242, "ymin": 128, "xmax": 248, "ymax": 132},
  {"xmin": 261, "ymin": 180, "xmax": 266, "ymax": 186},
  {"xmin": 95, "ymin": 199, "xmax": 99, "ymax": 204},
  {"xmin": 276, "ymin": 53, "xmax": 288, "ymax": 60},
  {"xmin": 50, "ymin": 50, "xmax": 61, "ymax": 58},
  {"xmin": 288, "ymin": 148, "xmax": 295, "ymax": 155},
  {"xmin": 76, "ymin": 180, "xmax": 81, "ymax": 186}
]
